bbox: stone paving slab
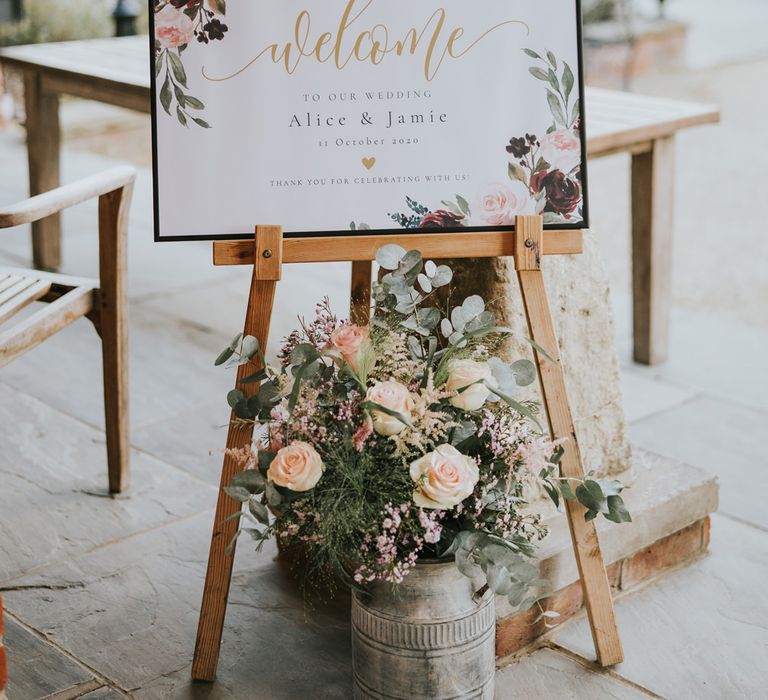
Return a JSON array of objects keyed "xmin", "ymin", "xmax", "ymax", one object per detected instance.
[
  {"xmin": 495, "ymin": 648, "xmax": 655, "ymax": 699},
  {"xmin": 554, "ymin": 514, "xmax": 768, "ymax": 699},
  {"xmin": 630, "ymin": 396, "xmax": 768, "ymax": 530},
  {"xmin": 79, "ymin": 688, "xmax": 129, "ymax": 700},
  {"xmin": 3, "ymin": 615, "xmax": 95, "ymax": 700},
  {"xmin": 2, "ymin": 513, "xmax": 351, "ymax": 697},
  {"xmin": 0, "ymin": 306, "xmax": 234, "ymax": 434},
  {"xmin": 619, "ymin": 370, "xmax": 696, "ymax": 424},
  {"xmin": 0, "ymin": 382, "xmax": 215, "ymax": 583}
]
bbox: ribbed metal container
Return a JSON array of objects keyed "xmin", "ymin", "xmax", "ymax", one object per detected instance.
[{"xmin": 351, "ymin": 559, "xmax": 495, "ymax": 699}]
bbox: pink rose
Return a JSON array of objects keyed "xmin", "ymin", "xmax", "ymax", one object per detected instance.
[
  {"xmin": 366, "ymin": 381, "xmax": 413, "ymax": 436},
  {"xmin": 155, "ymin": 4, "xmax": 195, "ymax": 50},
  {"xmin": 538, "ymin": 129, "xmax": 581, "ymax": 175},
  {"xmin": 267, "ymin": 441, "xmax": 323, "ymax": 492},
  {"xmin": 330, "ymin": 323, "xmax": 369, "ymax": 371},
  {"xmin": 477, "ymin": 181, "xmax": 534, "ymax": 226},
  {"xmin": 410, "ymin": 444, "xmax": 480, "ymax": 509}
]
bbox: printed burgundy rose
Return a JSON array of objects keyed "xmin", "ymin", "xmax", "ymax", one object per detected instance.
[
  {"xmin": 542, "ymin": 170, "xmax": 581, "ymax": 217},
  {"xmin": 419, "ymin": 210, "xmax": 464, "ymax": 229}
]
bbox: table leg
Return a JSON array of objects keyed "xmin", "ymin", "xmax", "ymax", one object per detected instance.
[
  {"xmin": 24, "ymin": 71, "xmax": 61, "ymax": 272},
  {"xmin": 631, "ymin": 136, "xmax": 675, "ymax": 365}
]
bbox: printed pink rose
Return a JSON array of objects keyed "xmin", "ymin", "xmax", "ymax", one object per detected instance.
[
  {"xmin": 267, "ymin": 441, "xmax": 323, "ymax": 492},
  {"xmin": 477, "ymin": 181, "xmax": 534, "ymax": 226},
  {"xmin": 410, "ymin": 444, "xmax": 480, "ymax": 509},
  {"xmin": 538, "ymin": 129, "xmax": 581, "ymax": 175},
  {"xmin": 155, "ymin": 4, "xmax": 195, "ymax": 50},
  {"xmin": 330, "ymin": 323, "xmax": 369, "ymax": 371}
]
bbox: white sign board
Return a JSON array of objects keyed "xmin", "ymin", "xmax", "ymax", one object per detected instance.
[{"xmin": 150, "ymin": 0, "xmax": 589, "ymax": 240}]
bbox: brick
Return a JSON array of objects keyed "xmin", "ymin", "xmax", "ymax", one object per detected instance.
[{"xmin": 620, "ymin": 518, "xmax": 708, "ymax": 591}]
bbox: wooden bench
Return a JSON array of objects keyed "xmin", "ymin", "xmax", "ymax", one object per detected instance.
[
  {"xmin": 0, "ymin": 36, "xmax": 720, "ymax": 365},
  {"xmin": 0, "ymin": 166, "xmax": 135, "ymax": 493}
]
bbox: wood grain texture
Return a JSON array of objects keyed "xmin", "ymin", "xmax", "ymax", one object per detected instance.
[
  {"xmin": 23, "ymin": 70, "xmax": 61, "ymax": 271},
  {"xmin": 192, "ymin": 226, "xmax": 283, "ymax": 682},
  {"xmin": 97, "ymin": 179, "xmax": 134, "ymax": 494},
  {"xmin": 0, "ymin": 286, "xmax": 94, "ymax": 368},
  {"xmin": 350, "ymin": 260, "xmax": 373, "ymax": 325},
  {"xmin": 631, "ymin": 137, "xmax": 675, "ymax": 365},
  {"xmin": 515, "ymin": 218, "xmax": 623, "ymax": 667},
  {"xmin": 0, "ymin": 277, "xmax": 51, "ymax": 325},
  {"xmin": 0, "ymin": 166, "xmax": 136, "ymax": 228},
  {"xmin": 213, "ymin": 229, "xmax": 583, "ymax": 266}
]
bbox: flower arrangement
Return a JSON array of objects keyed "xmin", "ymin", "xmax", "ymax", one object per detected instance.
[{"xmin": 220, "ymin": 246, "xmax": 629, "ymax": 610}]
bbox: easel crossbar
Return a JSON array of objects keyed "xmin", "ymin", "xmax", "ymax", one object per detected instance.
[{"xmin": 212, "ymin": 229, "xmax": 582, "ymax": 266}]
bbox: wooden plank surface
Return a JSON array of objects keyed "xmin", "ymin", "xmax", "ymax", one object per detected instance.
[
  {"xmin": 0, "ymin": 38, "xmax": 719, "ymax": 155},
  {"xmin": 213, "ymin": 229, "xmax": 583, "ymax": 267},
  {"xmin": 192, "ymin": 226, "xmax": 283, "ymax": 682}
]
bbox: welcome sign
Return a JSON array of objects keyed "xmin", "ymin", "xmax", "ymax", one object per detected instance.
[{"xmin": 150, "ymin": 0, "xmax": 588, "ymax": 240}]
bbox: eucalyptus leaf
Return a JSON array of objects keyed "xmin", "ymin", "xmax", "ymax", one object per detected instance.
[
  {"xmin": 376, "ymin": 244, "xmax": 406, "ymax": 270},
  {"xmin": 223, "ymin": 486, "xmax": 250, "ymax": 503},
  {"xmin": 249, "ymin": 499, "xmax": 270, "ymax": 525},
  {"xmin": 431, "ymin": 265, "xmax": 453, "ymax": 287},
  {"xmin": 511, "ymin": 359, "xmax": 537, "ymax": 387},
  {"xmin": 241, "ymin": 336, "xmax": 260, "ymax": 361},
  {"xmin": 231, "ymin": 470, "xmax": 265, "ymax": 493},
  {"xmin": 227, "ymin": 389, "xmax": 245, "ymax": 408}
]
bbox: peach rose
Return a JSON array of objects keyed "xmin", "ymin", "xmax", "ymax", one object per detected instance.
[
  {"xmin": 539, "ymin": 129, "xmax": 581, "ymax": 175},
  {"xmin": 155, "ymin": 4, "xmax": 195, "ymax": 50},
  {"xmin": 477, "ymin": 181, "xmax": 534, "ymax": 226},
  {"xmin": 446, "ymin": 359, "xmax": 496, "ymax": 411},
  {"xmin": 330, "ymin": 323, "xmax": 369, "ymax": 372},
  {"xmin": 365, "ymin": 381, "xmax": 413, "ymax": 436},
  {"xmin": 267, "ymin": 441, "xmax": 323, "ymax": 492},
  {"xmin": 410, "ymin": 444, "xmax": 480, "ymax": 509}
]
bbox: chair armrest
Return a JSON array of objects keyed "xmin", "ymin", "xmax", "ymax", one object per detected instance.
[{"xmin": 0, "ymin": 165, "xmax": 137, "ymax": 228}]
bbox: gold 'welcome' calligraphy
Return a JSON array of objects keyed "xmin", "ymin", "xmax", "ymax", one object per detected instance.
[{"xmin": 202, "ymin": 0, "xmax": 529, "ymax": 83}]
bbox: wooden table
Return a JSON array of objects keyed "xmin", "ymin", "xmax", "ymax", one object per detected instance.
[{"xmin": 0, "ymin": 36, "xmax": 719, "ymax": 365}]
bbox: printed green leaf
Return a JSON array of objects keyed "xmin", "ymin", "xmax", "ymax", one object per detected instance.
[
  {"xmin": 456, "ymin": 195, "xmax": 470, "ymax": 216},
  {"xmin": 546, "ymin": 50, "xmax": 558, "ymax": 70},
  {"xmin": 192, "ymin": 117, "xmax": 211, "ymax": 129},
  {"xmin": 523, "ymin": 48, "xmax": 541, "ymax": 59},
  {"xmin": 159, "ymin": 74, "xmax": 172, "ymax": 115},
  {"xmin": 570, "ymin": 98, "xmax": 580, "ymax": 128},
  {"xmin": 508, "ymin": 161, "xmax": 528, "ymax": 185},
  {"xmin": 184, "ymin": 95, "xmax": 205, "ymax": 110},
  {"xmin": 562, "ymin": 62, "xmax": 575, "ymax": 103},
  {"xmin": 528, "ymin": 67, "xmax": 550, "ymax": 82},
  {"xmin": 176, "ymin": 106, "xmax": 187, "ymax": 126},
  {"xmin": 173, "ymin": 84, "xmax": 186, "ymax": 108},
  {"xmin": 546, "ymin": 90, "xmax": 567, "ymax": 128},
  {"xmin": 168, "ymin": 50, "xmax": 188, "ymax": 87}
]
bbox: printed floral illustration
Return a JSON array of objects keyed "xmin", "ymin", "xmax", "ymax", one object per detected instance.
[
  {"xmin": 153, "ymin": 0, "xmax": 229, "ymax": 128},
  {"xmin": 387, "ymin": 48, "xmax": 584, "ymax": 228}
]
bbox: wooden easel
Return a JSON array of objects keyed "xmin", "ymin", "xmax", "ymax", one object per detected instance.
[{"xmin": 191, "ymin": 216, "xmax": 624, "ymax": 681}]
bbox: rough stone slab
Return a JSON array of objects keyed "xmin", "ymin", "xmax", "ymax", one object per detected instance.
[
  {"xmin": 554, "ymin": 514, "xmax": 768, "ymax": 699},
  {"xmin": 3, "ymin": 616, "xmax": 94, "ymax": 700},
  {"xmin": 0, "ymin": 383, "xmax": 215, "ymax": 583},
  {"xmin": 447, "ymin": 230, "xmax": 632, "ymax": 479},
  {"xmin": 496, "ymin": 648, "xmax": 653, "ymax": 699},
  {"xmin": 2, "ymin": 513, "xmax": 351, "ymax": 696},
  {"xmin": 496, "ymin": 448, "xmax": 718, "ymax": 618},
  {"xmin": 630, "ymin": 395, "xmax": 767, "ymax": 530}
]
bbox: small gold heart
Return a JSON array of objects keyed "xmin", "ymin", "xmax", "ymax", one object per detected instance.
[{"xmin": 362, "ymin": 157, "xmax": 376, "ymax": 170}]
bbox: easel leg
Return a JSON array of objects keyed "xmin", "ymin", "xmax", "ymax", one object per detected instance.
[
  {"xmin": 192, "ymin": 226, "xmax": 283, "ymax": 681},
  {"xmin": 350, "ymin": 260, "xmax": 372, "ymax": 325},
  {"xmin": 515, "ymin": 216, "xmax": 624, "ymax": 667}
]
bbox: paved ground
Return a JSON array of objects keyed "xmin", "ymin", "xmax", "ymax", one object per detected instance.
[{"xmin": 2, "ymin": 15, "xmax": 768, "ymax": 700}]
